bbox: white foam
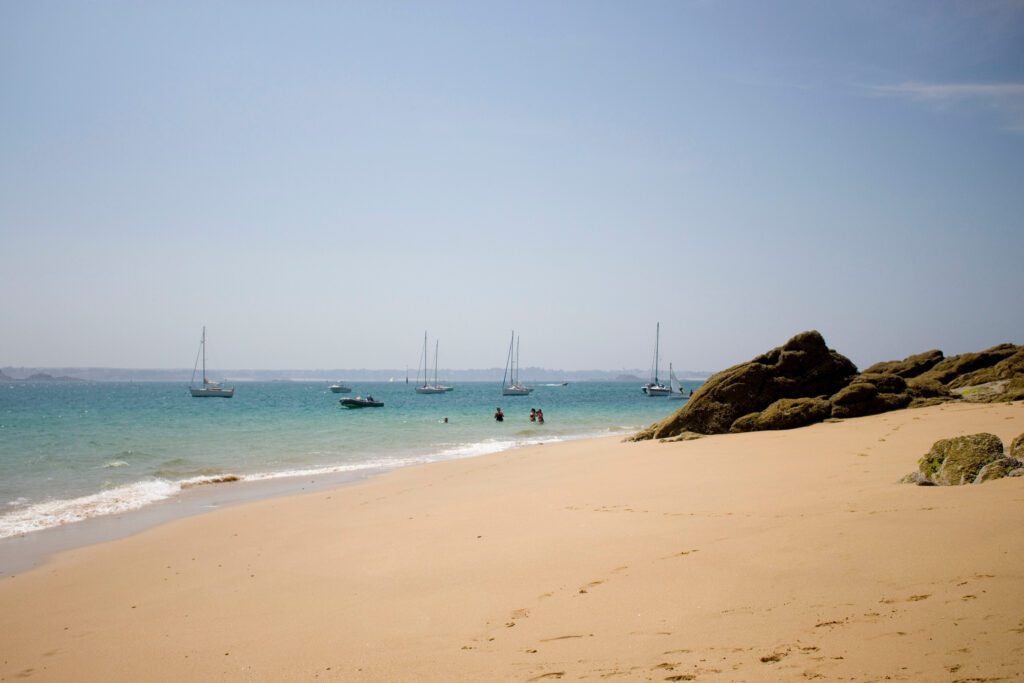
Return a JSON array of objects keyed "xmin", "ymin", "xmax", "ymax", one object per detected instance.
[
  {"xmin": 0, "ymin": 480, "xmax": 181, "ymax": 539},
  {"xmin": 241, "ymin": 456, "xmax": 429, "ymax": 483},
  {"xmin": 100, "ymin": 460, "xmax": 130, "ymax": 468}
]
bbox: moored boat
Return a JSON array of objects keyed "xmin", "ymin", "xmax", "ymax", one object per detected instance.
[
  {"xmin": 502, "ymin": 331, "xmax": 533, "ymax": 396},
  {"xmin": 340, "ymin": 395, "xmax": 383, "ymax": 408},
  {"xmin": 642, "ymin": 322, "xmax": 671, "ymax": 396},
  {"xmin": 189, "ymin": 327, "xmax": 235, "ymax": 398}
]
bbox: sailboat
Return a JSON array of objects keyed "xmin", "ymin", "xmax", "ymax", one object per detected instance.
[
  {"xmin": 641, "ymin": 322, "xmax": 671, "ymax": 396},
  {"xmin": 189, "ymin": 327, "xmax": 235, "ymax": 398},
  {"xmin": 668, "ymin": 363, "xmax": 686, "ymax": 400},
  {"xmin": 502, "ymin": 331, "xmax": 533, "ymax": 396},
  {"xmin": 414, "ymin": 332, "xmax": 447, "ymax": 394}
]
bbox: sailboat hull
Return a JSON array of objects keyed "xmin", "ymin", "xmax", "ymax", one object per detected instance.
[
  {"xmin": 502, "ymin": 386, "xmax": 533, "ymax": 396},
  {"xmin": 414, "ymin": 386, "xmax": 447, "ymax": 394},
  {"xmin": 641, "ymin": 384, "xmax": 672, "ymax": 396},
  {"xmin": 190, "ymin": 387, "xmax": 235, "ymax": 398}
]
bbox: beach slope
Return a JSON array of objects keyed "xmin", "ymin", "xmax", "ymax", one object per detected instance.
[{"xmin": 1, "ymin": 402, "xmax": 1022, "ymax": 681}]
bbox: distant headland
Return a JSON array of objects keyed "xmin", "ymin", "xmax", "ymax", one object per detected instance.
[{"xmin": 1, "ymin": 367, "xmax": 712, "ymax": 383}]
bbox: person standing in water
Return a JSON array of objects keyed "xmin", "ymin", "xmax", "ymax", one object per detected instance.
[
  {"xmin": 494, "ymin": 407, "xmax": 504, "ymax": 422},
  {"xmin": 529, "ymin": 408, "xmax": 536, "ymax": 422},
  {"xmin": 536, "ymin": 408, "xmax": 544, "ymax": 424}
]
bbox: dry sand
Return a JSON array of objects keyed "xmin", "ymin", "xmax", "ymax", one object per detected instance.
[{"xmin": 1, "ymin": 401, "xmax": 1022, "ymax": 681}]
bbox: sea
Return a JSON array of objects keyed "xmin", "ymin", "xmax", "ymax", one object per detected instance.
[{"xmin": 0, "ymin": 380, "xmax": 698, "ymax": 542}]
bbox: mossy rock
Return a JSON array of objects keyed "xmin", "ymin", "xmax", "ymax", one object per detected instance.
[
  {"xmin": 906, "ymin": 377, "xmax": 951, "ymax": 399},
  {"xmin": 856, "ymin": 373, "xmax": 908, "ymax": 394},
  {"xmin": 640, "ymin": 330, "xmax": 856, "ymax": 439},
  {"xmin": 946, "ymin": 347, "xmax": 1024, "ymax": 390},
  {"xmin": 832, "ymin": 382, "xmax": 877, "ymax": 406},
  {"xmin": 729, "ymin": 412, "xmax": 762, "ymax": 433},
  {"xmin": 908, "ymin": 396, "xmax": 955, "ymax": 409},
  {"xmin": 899, "ymin": 471, "xmax": 933, "ymax": 486},
  {"xmin": 918, "ymin": 433, "xmax": 1004, "ymax": 486},
  {"xmin": 918, "ymin": 344, "xmax": 1019, "ymax": 386},
  {"xmin": 659, "ymin": 431, "xmax": 705, "ymax": 443},
  {"xmin": 627, "ymin": 424, "xmax": 658, "ymax": 442},
  {"xmin": 1011, "ymin": 432, "xmax": 1024, "ymax": 460},
  {"xmin": 974, "ymin": 457, "xmax": 1024, "ymax": 484},
  {"xmin": 863, "ymin": 350, "xmax": 944, "ymax": 378},
  {"xmin": 730, "ymin": 397, "xmax": 832, "ymax": 432}
]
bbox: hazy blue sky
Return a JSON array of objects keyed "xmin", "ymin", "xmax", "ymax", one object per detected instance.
[{"xmin": 2, "ymin": 1, "xmax": 1022, "ymax": 372}]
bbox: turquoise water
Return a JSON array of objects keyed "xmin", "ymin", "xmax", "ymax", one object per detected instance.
[{"xmin": 0, "ymin": 380, "xmax": 697, "ymax": 538}]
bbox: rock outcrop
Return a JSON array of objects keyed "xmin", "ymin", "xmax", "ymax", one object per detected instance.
[
  {"xmin": 829, "ymin": 373, "xmax": 912, "ymax": 419},
  {"xmin": 862, "ymin": 350, "xmax": 943, "ymax": 378},
  {"xmin": 916, "ymin": 433, "xmax": 1005, "ymax": 485},
  {"xmin": 632, "ymin": 334, "xmax": 1023, "ymax": 442},
  {"xmin": 634, "ymin": 331, "xmax": 856, "ymax": 439},
  {"xmin": 917, "ymin": 344, "xmax": 1018, "ymax": 385},
  {"xmin": 729, "ymin": 397, "xmax": 833, "ymax": 433}
]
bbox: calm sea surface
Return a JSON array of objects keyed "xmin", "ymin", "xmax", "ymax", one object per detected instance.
[{"xmin": 0, "ymin": 380, "xmax": 698, "ymax": 538}]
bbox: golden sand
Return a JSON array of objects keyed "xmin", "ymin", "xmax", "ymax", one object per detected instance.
[{"xmin": 1, "ymin": 401, "xmax": 1022, "ymax": 681}]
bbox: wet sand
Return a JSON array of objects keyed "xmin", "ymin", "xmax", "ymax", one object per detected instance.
[{"xmin": 1, "ymin": 401, "xmax": 1022, "ymax": 681}]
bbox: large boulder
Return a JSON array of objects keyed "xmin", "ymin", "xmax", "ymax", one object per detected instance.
[
  {"xmin": 637, "ymin": 331, "xmax": 856, "ymax": 438},
  {"xmin": 830, "ymin": 373, "xmax": 911, "ymax": 418},
  {"xmin": 863, "ymin": 350, "xmax": 944, "ymax": 378},
  {"xmin": 917, "ymin": 433, "xmax": 1005, "ymax": 486},
  {"xmin": 729, "ymin": 397, "xmax": 832, "ymax": 433}
]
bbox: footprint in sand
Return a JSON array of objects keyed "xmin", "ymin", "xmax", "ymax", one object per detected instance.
[{"xmin": 578, "ymin": 580, "xmax": 605, "ymax": 594}]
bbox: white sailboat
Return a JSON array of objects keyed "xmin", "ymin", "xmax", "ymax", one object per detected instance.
[
  {"xmin": 502, "ymin": 331, "xmax": 533, "ymax": 396},
  {"xmin": 189, "ymin": 327, "xmax": 235, "ymax": 398},
  {"xmin": 642, "ymin": 322, "xmax": 671, "ymax": 396},
  {"xmin": 415, "ymin": 332, "xmax": 447, "ymax": 394},
  {"xmin": 668, "ymin": 363, "xmax": 686, "ymax": 400}
]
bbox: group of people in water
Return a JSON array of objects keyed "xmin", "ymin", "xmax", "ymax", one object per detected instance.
[{"xmin": 493, "ymin": 407, "xmax": 544, "ymax": 423}]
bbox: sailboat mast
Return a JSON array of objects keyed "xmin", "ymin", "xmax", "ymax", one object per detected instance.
[
  {"xmin": 502, "ymin": 330, "xmax": 514, "ymax": 389},
  {"xmin": 654, "ymin": 322, "xmax": 660, "ymax": 384},
  {"xmin": 515, "ymin": 336, "xmax": 520, "ymax": 385},
  {"xmin": 434, "ymin": 340, "xmax": 439, "ymax": 386},
  {"xmin": 202, "ymin": 326, "xmax": 207, "ymax": 384}
]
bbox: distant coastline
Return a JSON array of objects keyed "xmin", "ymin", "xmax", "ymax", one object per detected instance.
[{"xmin": 1, "ymin": 366, "xmax": 713, "ymax": 383}]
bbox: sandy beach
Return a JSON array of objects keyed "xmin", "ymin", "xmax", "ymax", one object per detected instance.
[{"xmin": 1, "ymin": 401, "xmax": 1022, "ymax": 681}]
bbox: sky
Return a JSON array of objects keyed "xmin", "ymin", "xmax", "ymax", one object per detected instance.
[{"xmin": 2, "ymin": 1, "xmax": 1022, "ymax": 373}]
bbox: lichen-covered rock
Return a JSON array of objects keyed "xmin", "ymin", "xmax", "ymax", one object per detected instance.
[
  {"xmin": 864, "ymin": 350, "xmax": 944, "ymax": 378},
  {"xmin": 637, "ymin": 331, "xmax": 856, "ymax": 439},
  {"xmin": 917, "ymin": 344, "xmax": 1019, "ymax": 385},
  {"xmin": 974, "ymin": 458, "xmax": 1024, "ymax": 483},
  {"xmin": 830, "ymin": 373, "xmax": 911, "ymax": 419},
  {"xmin": 730, "ymin": 397, "xmax": 833, "ymax": 433},
  {"xmin": 1011, "ymin": 433, "xmax": 1024, "ymax": 460},
  {"xmin": 918, "ymin": 433, "xmax": 1005, "ymax": 486}
]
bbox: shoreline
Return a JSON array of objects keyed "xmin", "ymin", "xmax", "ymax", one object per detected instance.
[
  {"xmin": 0, "ymin": 425, "xmax": 628, "ymax": 577},
  {"xmin": 2, "ymin": 401, "xmax": 1022, "ymax": 680}
]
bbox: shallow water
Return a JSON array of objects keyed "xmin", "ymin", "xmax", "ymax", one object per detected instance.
[{"xmin": 0, "ymin": 380, "xmax": 696, "ymax": 538}]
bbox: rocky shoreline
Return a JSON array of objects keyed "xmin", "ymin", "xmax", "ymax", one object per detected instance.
[{"xmin": 633, "ymin": 330, "xmax": 1024, "ymax": 441}]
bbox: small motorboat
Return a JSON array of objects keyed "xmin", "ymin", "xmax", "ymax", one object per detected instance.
[
  {"xmin": 329, "ymin": 383, "xmax": 352, "ymax": 393},
  {"xmin": 340, "ymin": 395, "xmax": 384, "ymax": 408}
]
